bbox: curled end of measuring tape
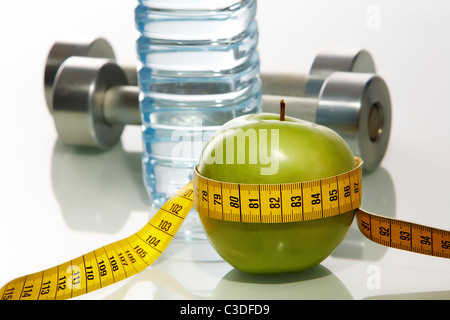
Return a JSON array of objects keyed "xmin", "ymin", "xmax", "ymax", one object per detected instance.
[
  {"xmin": 0, "ymin": 182, "xmax": 195, "ymax": 300},
  {"xmin": 193, "ymin": 157, "xmax": 363, "ymax": 224}
]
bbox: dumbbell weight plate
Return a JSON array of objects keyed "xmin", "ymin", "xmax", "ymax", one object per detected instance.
[
  {"xmin": 52, "ymin": 57, "xmax": 128, "ymax": 149},
  {"xmin": 261, "ymin": 48, "xmax": 376, "ymax": 99},
  {"xmin": 44, "ymin": 38, "xmax": 116, "ymax": 110},
  {"xmin": 305, "ymin": 48, "xmax": 376, "ymax": 98},
  {"xmin": 316, "ymin": 72, "xmax": 391, "ymax": 171}
]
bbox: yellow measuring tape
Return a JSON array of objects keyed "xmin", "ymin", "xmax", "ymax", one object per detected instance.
[
  {"xmin": 1, "ymin": 157, "xmax": 449, "ymax": 300},
  {"xmin": 194, "ymin": 157, "xmax": 363, "ymax": 224}
]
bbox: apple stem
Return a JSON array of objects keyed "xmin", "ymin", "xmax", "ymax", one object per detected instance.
[{"xmin": 280, "ymin": 99, "xmax": 285, "ymax": 121}]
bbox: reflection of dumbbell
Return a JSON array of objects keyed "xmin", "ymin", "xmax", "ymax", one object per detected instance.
[{"xmin": 45, "ymin": 38, "xmax": 391, "ymax": 170}]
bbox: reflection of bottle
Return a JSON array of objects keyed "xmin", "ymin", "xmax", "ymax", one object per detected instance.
[{"xmin": 134, "ymin": 0, "xmax": 262, "ymax": 215}]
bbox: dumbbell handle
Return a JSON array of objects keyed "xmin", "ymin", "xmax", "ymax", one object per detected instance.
[
  {"xmin": 261, "ymin": 73, "xmax": 307, "ymax": 98},
  {"xmin": 119, "ymin": 67, "xmax": 309, "ymax": 98},
  {"xmin": 110, "ymin": 66, "xmax": 308, "ymax": 97},
  {"xmin": 99, "ymin": 72, "xmax": 385, "ymax": 158},
  {"xmin": 101, "ymin": 81, "xmax": 317, "ymax": 126},
  {"xmin": 103, "ymin": 86, "xmax": 141, "ymax": 126},
  {"xmin": 98, "ymin": 65, "xmax": 313, "ymax": 125},
  {"xmin": 101, "ymin": 76, "xmax": 379, "ymax": 138}
]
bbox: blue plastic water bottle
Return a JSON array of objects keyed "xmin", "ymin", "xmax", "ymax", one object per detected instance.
[{"xmin": 135, "ymin": 0, "xmax": 262, "ymax": 239}]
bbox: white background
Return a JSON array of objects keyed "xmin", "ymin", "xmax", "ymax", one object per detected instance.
[{"xmin": 1, "ymin": 0, "xmax": 450, "ymax": 300}]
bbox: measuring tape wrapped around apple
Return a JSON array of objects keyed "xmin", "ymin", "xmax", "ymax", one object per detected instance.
[{"xmin": 1, "ymin": 108, "xmax": 449, "ymax": 300}]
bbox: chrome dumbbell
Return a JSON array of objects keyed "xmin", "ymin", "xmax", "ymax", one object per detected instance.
[{"xmin": 45, "ymin": 39, "xmax": 391, "ymax": 170}]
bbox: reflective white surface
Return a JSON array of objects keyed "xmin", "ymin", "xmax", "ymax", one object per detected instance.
[{"xmin": 1, "ymin": 0, "xmax": 450, "ymax": 300}]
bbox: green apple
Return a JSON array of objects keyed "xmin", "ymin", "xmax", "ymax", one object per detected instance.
[{"xmin": 196, "ymin": 111, "xmax": 357, "ymax": 274}]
